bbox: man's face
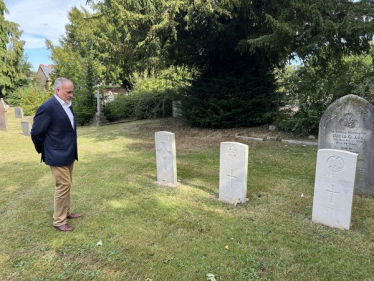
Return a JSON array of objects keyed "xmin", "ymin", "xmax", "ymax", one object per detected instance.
[{"xmin": 56, "ymin": 81, "xmax": 74, "ymax": 102}]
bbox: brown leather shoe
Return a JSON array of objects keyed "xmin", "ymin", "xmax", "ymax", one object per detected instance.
[
  {"xmin": 67, "ymin": 213, "xmax": 82, "ymax": 219},
  {"xmin": 54, "ymin": 224, "xmax": 74, "ymax": 231}
]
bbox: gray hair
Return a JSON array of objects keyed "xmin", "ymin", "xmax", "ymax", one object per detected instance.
[{"xmin": 53, "ymin": 77, "xmax": 73, "ymax": 93}]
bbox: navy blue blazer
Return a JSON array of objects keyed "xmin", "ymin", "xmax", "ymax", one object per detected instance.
[{"xmin": 31, "ymin": 96, "xmax": 78, "ymax": 166}]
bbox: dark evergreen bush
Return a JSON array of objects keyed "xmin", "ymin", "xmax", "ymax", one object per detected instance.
[
  {"xmin": 103, "ymin": 68, "xmax": 189, "ymax": 122},
  {"xmin": 73, "ymin": 89, "xmax": 96, "ymax": 125},
  {"xmin": 182, "ymin": 55, "xmax": 278, "ymax": 128}
]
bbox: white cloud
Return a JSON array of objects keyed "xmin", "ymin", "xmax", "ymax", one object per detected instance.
[{"xmin": 4, "ymin": 0, "xmax": 90, "ymax": 48}]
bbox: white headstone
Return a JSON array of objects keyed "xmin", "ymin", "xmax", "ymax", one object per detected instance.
[
  {"xmin": 219, "ymin": 142, "xmax": 249, "ymax": 204},
  {"xmin": 312, "ymin": 149, "xmax": 358, "ymax": 230},
  {"xmin": 14, "ymin": 107, "xmax": 24, "ymax": 118},
  {"xmin": 0, "ymin": 99, "xmax": 8, "ymax": 131},
  {"xmin": 155, "ymin": 131, "xmax": 177, "ymax": 187},
  {"xmin": 21, "ymin": 121, "xmax": 31, "ymax": 136}
]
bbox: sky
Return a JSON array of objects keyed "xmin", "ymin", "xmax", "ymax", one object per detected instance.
[{"xmin": 3, "ymin": 0, "xmax": 91, "ymax": 71}]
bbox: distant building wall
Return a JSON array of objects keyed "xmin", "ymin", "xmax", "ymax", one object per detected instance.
[
  {"xmin": 37, "ymin": 67, "xmax": 48, "ymax": 89},
  {"xmin": 37, "ymin": 64, "xmax": 53, "ymax": 90}
]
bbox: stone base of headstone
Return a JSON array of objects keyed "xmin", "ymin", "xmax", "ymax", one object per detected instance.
[
  {"xmin": 21, "ymin": 121, "xmax": 31, "ymax": 136},
  {"xmin": 93, "ymin": 112, "xmax": 109, "ymax": 126}
]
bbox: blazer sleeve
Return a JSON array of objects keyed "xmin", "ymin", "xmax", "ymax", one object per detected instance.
[{"xmin": 31, "ymin": 104, "xmax": 51, "ymax": 154}]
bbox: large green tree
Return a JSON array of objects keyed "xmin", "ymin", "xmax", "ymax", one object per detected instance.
[
  {"xmin": 277, "ymin": 48, "xmax": 374, "ymax": 135},
  {"xmin": 87, "ymin": 0, "xmax": 179, "ymax": 88},
  {"xmin": 162, "ymin": 0, "xmax": 374, "ymax": 127},
  {"xmin": 58, "ymin": 0, "xmax": 374, "ymax": 127},
  {"xmin": 47, "ymin": 6, "xmax": 107, "ymax": 125},
  {"xmin": 0, "ymin": 0, "xmax": 27, "ymax": 97}
]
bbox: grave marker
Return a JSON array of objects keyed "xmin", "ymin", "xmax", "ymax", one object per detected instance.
[
  {"xmin": 219, "ymin": 142, "xmax": 248, "ymax": 204},
  {"xmin": 155, "ymin": 131, "xmax": 177, "ymax": 187},
  {"xmin": 312, "ymin": 149, "xmax": 358, "ymax": 230},
  {"xmin": 172, "ymin": 100, "xmax": 182, "ymax": 117},
  {"xmin": 0, "ymin": 98, "xmax": 8, "ymax": 111},
  {"xmin": 14, "ymin": 107, "xmax": 24, "ymax": 118},
  {"xmin": 93, "ymin": 89, "xmax": 109, "ymax": 126},
  {"xmin": 319, "ymin": 94, "xmax": 374, "ymax": 195},
  {"xmin": 0, "ymin": 99, "xmax": 8, "ymax": 131},
  {"xmin": 21, "ymin": 121, "xmax": 31, "ymax": 136}
]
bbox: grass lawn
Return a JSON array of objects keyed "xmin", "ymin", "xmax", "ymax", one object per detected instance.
[{"xmin": 1, "ymin": 108, "xmax": 373, "ymax": 281}]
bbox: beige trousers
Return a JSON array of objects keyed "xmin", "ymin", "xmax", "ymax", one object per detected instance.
[{"xmin": 50, "ymin": 162, "xmax": 74, "ymax": 226}]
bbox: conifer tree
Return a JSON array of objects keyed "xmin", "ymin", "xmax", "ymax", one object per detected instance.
[
  {"xmin": 66, "ymin": 0, "xmax": 374, "ymax": 127},
  {"xmin": 0, "ymin": 0, "xmax": 26, "ymax": 97}
]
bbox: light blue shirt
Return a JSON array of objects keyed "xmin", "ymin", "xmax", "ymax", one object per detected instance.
[{"xmin": 54, "ymin": 95, "xmax": 75, "ymax": 129}]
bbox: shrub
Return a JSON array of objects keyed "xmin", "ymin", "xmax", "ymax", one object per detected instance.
[
  {"xmin": 182, "ymin": 56, "xmax": 278, "ymax": 128},
  {"xmin": 103, "ymin": 68, "xmax": 191, "ymax": 121},
  {"xmin": 277, "ymin": 53, "xmax": 374, "ymax": 135},
  {"xmin": 73, "ymin": 88, "xmax": 96, "ymax": 125},
  {"xmin": 6, "ymin": 83, "xmax": 52, "ymax": 116},
  {"xmin": 103, "ymin": 90, "xmax": 173, "ymax": 122},
  {"xmin": 102, "ymin": 93, "xmax": 135, "ymax": 121}
]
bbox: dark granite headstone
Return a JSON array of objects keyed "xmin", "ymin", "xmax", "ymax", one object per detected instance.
[{"xmin": 318, "ymin": 94, "xmax": 374, "ymax": 195}]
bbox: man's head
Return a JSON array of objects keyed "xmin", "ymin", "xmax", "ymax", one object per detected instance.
[{"xmin": 54, "ymin": 78, "xmax": 74, "ymax": 103}]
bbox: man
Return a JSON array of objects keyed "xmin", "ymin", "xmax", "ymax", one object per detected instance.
[{"xmin": 31, "ymin": 77, "xmax": 82, "ymax": 232}]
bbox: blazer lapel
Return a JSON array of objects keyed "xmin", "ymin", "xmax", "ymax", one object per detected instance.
[
  {"xmin": 52, "ymin": 96, "xmax": 75, "ymax": 131},
  {"xmin": 70, "ymin": 105, "xmax": 78, "ymax": 131}
]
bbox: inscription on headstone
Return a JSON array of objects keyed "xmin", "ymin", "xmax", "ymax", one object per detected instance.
[
  {"xmin": 312, "ymin": 149, "xmax": 358, "ymax": 230},
  {"xmin": 21, "ymin": 121, "xmax": 31, "ymax": 136},
  {"xmin": 14, "ymin": 107, "xmax": 24, "ymax": 118},
  {"xmin": 155, "ymin": 131, "xmax": 177, "ymax": 187},
  {"xmin": 219, "ymin": 142, "xmax": 248, "ymax": 204},
  {"xmin": 0, "ymin": 99, "xmax": 8, "ymax": 131},
  {"xmin": 319, "ymin": 94, "xmax": 374, "ymax": 195}
]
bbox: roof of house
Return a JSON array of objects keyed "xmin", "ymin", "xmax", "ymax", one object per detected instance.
[{"xmin": 39, "ymin": 64, "xmax": 54, "ymax": 80}]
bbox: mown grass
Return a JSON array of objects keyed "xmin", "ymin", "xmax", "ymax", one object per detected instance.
[{"xmin": 0, "ymin": 108, "xmax": 373, "ymax": 281}]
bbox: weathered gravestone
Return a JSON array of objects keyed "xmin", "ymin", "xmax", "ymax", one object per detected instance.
[
  {"xmin": 319, "ymin": 94, "xmax": 374, "ymax": 196},
  {"xmin": 312, "ymin": 149, "xmax": 358, "ymax": 230},
  {"xmin": 0, "ymin": 98, "xmax": 8, "ymax": 111},
  {"xmin": 0, "ymin": 99, "xmax": 8, "ymax": 131},
  {"xmin": 14, "ymin": 107, "xmax": 24, "ymax": 118},
  {"xmin": 172, "ymin": 100, "xmax": 182, "ymax": 117},
  {"xmin": 155, "ymin": 131, "xmax": 177, "ymax": 187},
  {"xmin": 219, "ymin": 142, "xmax": 248, "ymax": 204},
  {"xmin": 21, "ymin": 121, "xmax": 31, "ymax": 136}
]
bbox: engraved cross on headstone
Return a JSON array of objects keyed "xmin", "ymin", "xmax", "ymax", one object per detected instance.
[
  {"xmin": 156, "ymin": 141, "xmax": 171, "ymax": 171},
  {"xmin": 226, "ymin": 169, "xmax": 237, "ymax": 189},
  {"xmin": 326, "ymin": 184, "xmax": 340, "ymax": 204}
]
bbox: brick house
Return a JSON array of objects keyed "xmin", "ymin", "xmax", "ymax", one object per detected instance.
[{"xmin": 37, "ymin": 64, "xmax": 53, "ymax": 89}]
